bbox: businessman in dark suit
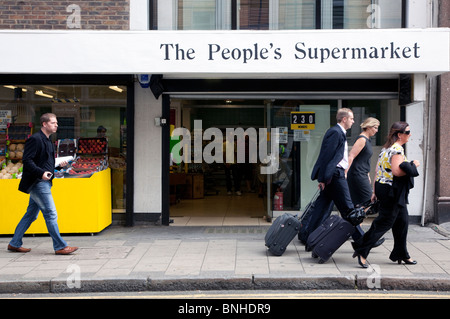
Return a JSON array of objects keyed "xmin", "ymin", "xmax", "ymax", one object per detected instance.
[
  {"xmin": 8, "ymin": 113, "xmax": 78, "ymax": 255},
  {"xmin": 299, "ymin": 108, "xmax": 356, "ymax": 244}
]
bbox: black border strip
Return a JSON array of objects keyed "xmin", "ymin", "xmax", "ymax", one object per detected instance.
[{"xmin": 162, "ymin": 78, "xmax": 399, "ymax": 94}]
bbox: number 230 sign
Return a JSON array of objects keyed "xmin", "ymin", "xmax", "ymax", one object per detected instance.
[{"xmin": 290, "ymin": 112, "xmax": 315, "ymax": 130}]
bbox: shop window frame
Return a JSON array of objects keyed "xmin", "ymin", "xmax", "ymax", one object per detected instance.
[{"xmin": 160, "ymin": 77, "xmax": 399, "ymax": 225}]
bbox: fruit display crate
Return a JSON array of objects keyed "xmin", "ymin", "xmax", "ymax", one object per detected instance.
[
  {"xmin": 57, "ymin": 138, "xmax": 77, "ymax": 158},
  {"xmin": 6, "ymin": 122, "xmax": 33, "ymax": 142},
  {"xmin": 68, "ymin": 156, "xmax": 107, "ymax": 177},
  {"xmin": 6, "ymin": 141, "xmax": 25, "ymax": 161},
  {"xmin": 61, "ymin": 155, "xmax": 108, "ymax": 178},
  {"xmin": 77, "ymin": 137, "xmax": 108, "ymax": 155}
]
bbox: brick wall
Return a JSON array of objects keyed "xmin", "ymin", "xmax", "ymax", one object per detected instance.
[
  {"xmin": 0, "ymin": 1, "xmax": 129, "ymax": 30},
  {"xmin": 437, "ymin": 0, "xmax": 450, "ymax": 223}
]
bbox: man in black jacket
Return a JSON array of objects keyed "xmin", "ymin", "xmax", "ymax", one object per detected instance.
[
  {"xmin": 8, "ymin": 113, "xmax": 78, "ymax": 255},
  {"xmin": 298, "ymin": 108, "xmax": 355, "ymax": 244}
]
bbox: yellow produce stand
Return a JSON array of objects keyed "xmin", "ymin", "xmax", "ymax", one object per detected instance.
[{"xmin": 0, "ymin": 168, "xmax": 112, "ymax": 235}]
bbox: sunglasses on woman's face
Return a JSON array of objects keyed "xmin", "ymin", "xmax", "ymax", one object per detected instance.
[{"xmin": 402, "ymin": 130, "xmax": 411, "ymax": 135}]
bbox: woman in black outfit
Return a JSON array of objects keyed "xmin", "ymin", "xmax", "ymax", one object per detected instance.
[
  {"xmin": 347, "ymin": 117, "xmax": 380, "ymax": 205},
  {"xmin": 351, "ymin": 121, "xmax": 419, "ymax": 268},
  {"xmin": 346, "ymin": 117, "xmax": 380, "ymax": 241}
]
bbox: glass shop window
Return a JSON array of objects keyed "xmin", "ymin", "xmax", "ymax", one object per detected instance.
[{"xmin": 0, "ymin": 84, "xmax": 127, "ymax": 211}]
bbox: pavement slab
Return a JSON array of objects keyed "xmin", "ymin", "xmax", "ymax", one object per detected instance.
[{"xmin": 0, "ymin": 222, "xmax": 449, "ymax": 294}]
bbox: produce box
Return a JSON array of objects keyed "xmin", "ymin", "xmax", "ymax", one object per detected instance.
[
  {"xmin": 57, "ymin": 139, "xmax": 77, "ymax": 157},
  {"xmin": 64, "ymin": 155, "xmax": 107, "ymax": 178},
  {"xmin": 184, "ymin": 173, "xmax": 204, "ymax": 199},
  {"xmin": 76, "ymin": 155, "xmax": 106, "ymax": 163},
  {"xmin": 7, "ymin": 142, "xmax": 25, "ymax": 160},
  {"xmin": 71, "ymin": 162, "xmax": 102, "ymax": 171},
  {"xmin": 6, "ymin": 122, "xmax": 33, "ymax": 142},
  {"xmin": 77, "ymin": 137, "xmax": 107, "ymax": 155}
]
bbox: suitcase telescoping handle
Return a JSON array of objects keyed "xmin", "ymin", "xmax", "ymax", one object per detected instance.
[{"xmin": 297, "ymin": 189, "xmax": 320, "ymax": 222}]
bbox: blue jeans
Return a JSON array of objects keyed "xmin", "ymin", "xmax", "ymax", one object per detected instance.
[{"xmin": 10, "ymin": 180, "xmax": 67, "ymax": 251}]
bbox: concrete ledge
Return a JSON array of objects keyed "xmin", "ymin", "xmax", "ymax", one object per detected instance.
[
  {"xmin": 2, "ymin": 275, "xmax": 450, "ymax": 294},
  {"xmin": 50, "ymin": 277, "xmax": 149, "ymax": 293},
  {"xmin": 148, "ymin": 276, "xmax": 254, "ymax": 291},
  {"xmin": 0, "ymin": 280, "xmax": 50, "ymax": 294},
  {"xmin": 428, "ymin": 223, "xmax": 450, "ymax": 237},
  {"xmin": 437, "ymin": 199, "xmax": 450, "ymax": 224},
  {"xmin": 356, "ymin": 276, "xmax": 450, "ymax": 291},
  {"xmin": 253, "ymin": 275, "xmax": 356, "ymax": 290}
]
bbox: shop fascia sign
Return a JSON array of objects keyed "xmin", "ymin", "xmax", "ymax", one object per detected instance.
[{"xmin": 0, "ymin": 28, "xmax": 448, "ymax": 74}]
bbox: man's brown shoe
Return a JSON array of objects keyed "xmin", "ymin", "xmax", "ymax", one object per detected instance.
[
  {"xmin": 7, "ymin": 244, "xmax": 31, "ymax": 253},
  {"xmin": 55, "ymin": 246, "xmax": 78, "ymax": 255}
]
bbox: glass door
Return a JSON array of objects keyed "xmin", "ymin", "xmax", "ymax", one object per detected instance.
[{"xmin": 266, "ymin": 100, "xmax": 332, "ymax": 220}]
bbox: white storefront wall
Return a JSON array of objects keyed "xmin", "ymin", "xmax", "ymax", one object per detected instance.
[
  {"xmin": 0, "ymin": 29, "xmax": 447, "ymax": 75},
  {"xmin": 0, "ymin": 27, "xmax": 448, "ymax": 218}
]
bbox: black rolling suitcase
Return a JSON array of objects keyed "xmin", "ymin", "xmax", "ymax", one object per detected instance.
[
  {"xmin": 265, "ymin": 213, "xmax": 301, "ymax": 256},
  {"xmin": 306, "ymin": 201, "xmax": 379, "ymax": 263},
  {"xmin": 265, "ymin": 190, "xmax": 319, "ymax": 256},
  {"xmin": 306, "ymin": 214, "xmax": 355, "ymax": 263}
]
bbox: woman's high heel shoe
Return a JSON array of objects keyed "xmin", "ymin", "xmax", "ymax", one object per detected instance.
[
  {"xmin": 396, "ymin": 259, "xmax": 417, "ymax": 265},
  {"xmin": 353, "ymin": 252, "xmax": 368, "ymax": 268}
]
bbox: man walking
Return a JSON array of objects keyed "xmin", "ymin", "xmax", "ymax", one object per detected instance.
[
  {"xmin": 298, "ymin": 108, "xmax": 356, "ymax": 244},
  {"xmin": 8, "ymin": 113, "xmax": 78, "ymax": 255}
]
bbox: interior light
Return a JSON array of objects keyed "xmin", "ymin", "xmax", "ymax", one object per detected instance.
[
  {"xmin": 3, "ymin": 85, "xmax": 27, "ymax": 92},
  {"xmin": 109, "ymin": 86, "xmax": 123, "ymax": 93},
  {"xmin": 35, "ymin": 90, "xmax": 54, "ymax": 99}
]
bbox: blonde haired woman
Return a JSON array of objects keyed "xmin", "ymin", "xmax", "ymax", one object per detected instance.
[
  {"xmin": 347, "ymin": 117, "xmax": 380, "ymax": 205},
  {"xmin": 346, "ymin": 117, "xmax": 381, "ymax": 243}
]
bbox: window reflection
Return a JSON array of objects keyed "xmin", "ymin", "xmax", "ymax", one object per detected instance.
[
  {"xmin": 177, "ymin": 0, "xmax": 218, "ymax": 30},
  {"xmin": 0, "ymin": 85, "xmax": 127, "ymax": 211},
  {"xmin": 172, "ymin": 0, "xmax": 402, "ymax": 30}
]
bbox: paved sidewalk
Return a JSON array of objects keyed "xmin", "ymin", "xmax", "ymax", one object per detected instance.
[{"xmin": 0, "ymin": 220, "xmax": 449, "ymax": 294}]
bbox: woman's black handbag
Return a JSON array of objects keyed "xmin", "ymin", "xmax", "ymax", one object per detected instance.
[{"xmin": 346, "ymin": 200, "xmax": 379, "ymax": 226}]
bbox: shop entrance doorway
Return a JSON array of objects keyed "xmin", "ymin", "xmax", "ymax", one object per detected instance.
[
  {"xmin": 167, "ymin": 98, "xmax": 335, "ymax": 226},
  {"xmin": 168, "ymin": 98, "xmax": 267, "ymax": 226}
]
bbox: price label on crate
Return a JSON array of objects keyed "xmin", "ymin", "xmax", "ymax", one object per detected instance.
[
  {"xmin": 0, "ymin": 110, "xmax": 11, "ymax": 129},
  {"xmin": 291, "ymin": 112, "xmax": 315, "ymax": 130}
]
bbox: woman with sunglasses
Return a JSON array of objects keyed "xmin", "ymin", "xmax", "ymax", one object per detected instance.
[{"xmin": 351, "ymin": 121, "xmax": 420, "ymax": 268}]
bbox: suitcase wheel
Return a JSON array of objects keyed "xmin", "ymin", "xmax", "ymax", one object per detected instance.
[
  {"xmin": 311, "ymin": 252, "xmax": 318, "ymax": 258},
  {"xmin": 318, "ymin": 258, "xmax": 326, "ymax": 264}
]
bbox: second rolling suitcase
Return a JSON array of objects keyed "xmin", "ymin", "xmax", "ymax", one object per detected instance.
[{"xmin": 306, "ymin": 214, "xmax": 355, "ymax": 264}]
